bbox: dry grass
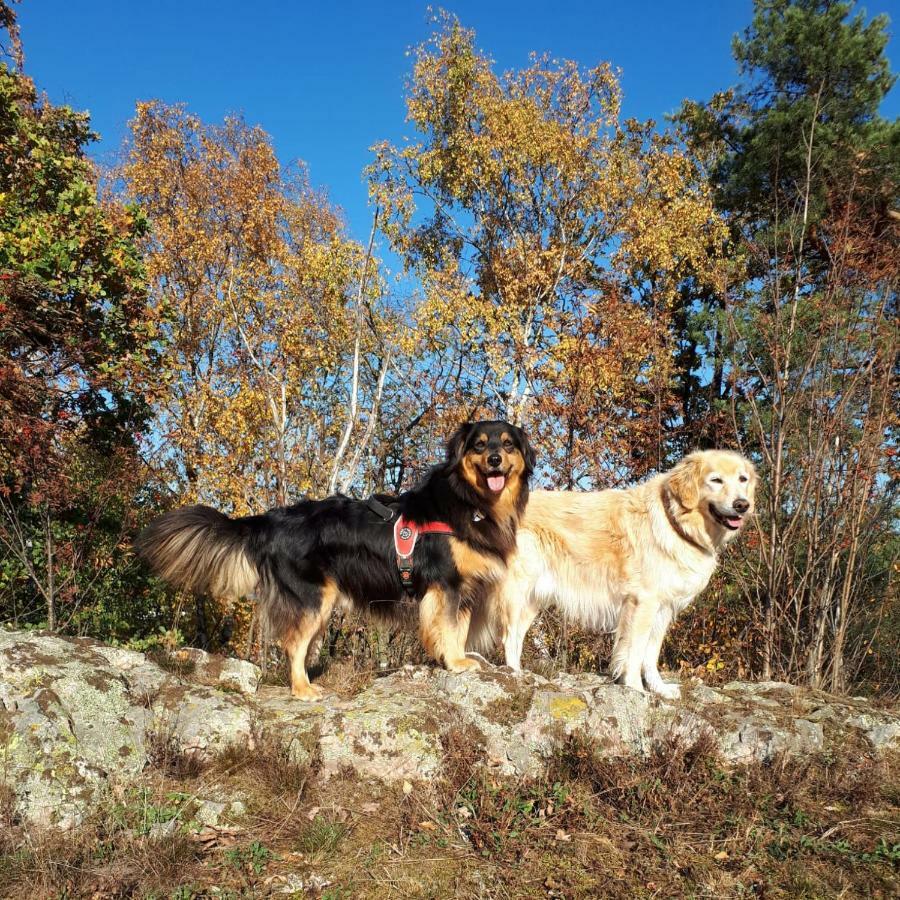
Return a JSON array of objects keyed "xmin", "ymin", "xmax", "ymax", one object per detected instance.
[
  {"xmin": 144, "ymin": 719, "xmax": 209, "ymax": 779},
  {"xmin": 1, "ymin": 722, "xmax": 897, "ymax": 899},
  {"xmin": 300, "ymin": 729, "xmax": 900, "ymax": 898},
  {"xmin": 438, "ymin": 717, "xmax": 488, "ymax": 801},
  {"xmin": 0, "ymin": 794, "xmax": 206, "ymax": 898},
  {"xmin": 323, "ymin": 735, "xmax": 899, "ymax": 898},
  {"xmin": 432, "ymin": 735, "xmax": 900, "ymax": 898},
  {"xmin": 146, "ymin": 647, "xmax": 197, "ymax": 679},
  {"xmin": 211, "ymin": 726, "xmax": 315, "ymax": 798},
  {"xmin": 0, "ymin": 726, "xmax": 319, "ymax": 899},
  {"xmin": 0, "ymin": 782, "xmax": 16, "ymax": 828}
]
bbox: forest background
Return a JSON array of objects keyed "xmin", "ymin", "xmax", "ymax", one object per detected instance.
[{"xmin": 1, "ymin": 0, "xmax": 897, "ymax": 696}]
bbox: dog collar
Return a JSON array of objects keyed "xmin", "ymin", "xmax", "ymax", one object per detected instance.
[{"xmin": 661, "ymin": 486, "xmax": 714, "ymax": 556}]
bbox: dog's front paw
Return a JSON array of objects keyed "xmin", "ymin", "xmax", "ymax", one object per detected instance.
[
  {"xmin": 652, "ymin": 682, "xmax": 681, "ymax": 701},
  {"xmin": 446, "ymin": 656, "xmax": 482, "ymax": 673},
  {"xmin": 291, "ymin": 682, "xmax": 326, "ymax": 701}
]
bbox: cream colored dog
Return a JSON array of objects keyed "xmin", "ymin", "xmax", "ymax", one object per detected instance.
[{"xmin": 484, "ymin": 450, "xmax": 756, "ymax": 698}]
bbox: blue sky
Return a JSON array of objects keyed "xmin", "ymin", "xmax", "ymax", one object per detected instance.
[{"xmin": 17, "ymin": 0, "xmax": 900, "ymax": 244}]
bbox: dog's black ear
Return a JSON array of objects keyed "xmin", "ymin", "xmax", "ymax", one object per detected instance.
[
  {"xmin": 445, "ymin": 421, "xmax": 475, "ymax": 466},
  {"xmin": 513, "ymin": 424, "xmax": 536, "ymax": 476}
]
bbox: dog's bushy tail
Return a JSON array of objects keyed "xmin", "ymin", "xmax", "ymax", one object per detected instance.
[{"xmin": 135, "ymin": 505, "xmax": 257, "ymax": 599}]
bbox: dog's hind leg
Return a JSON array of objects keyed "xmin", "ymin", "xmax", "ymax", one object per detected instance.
[
  {"xmin": 611, "ymin": 594, "xmax": 658, "ymax": 693},
  {"xmin": 282, "ymin": 580, "xmax": 338, "ymax": 701},
  {"xmin": 641, "ymin": 606, "xmax": 680, "ymax": 700},
  {"xmin": 419, "ymin": 587, "xmax": 480, "ymax": 673}
]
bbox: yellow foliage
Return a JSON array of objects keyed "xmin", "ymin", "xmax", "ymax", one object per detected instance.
[
  {"xmin": 122, "ymin": 103, "xmax": 401, "ymax": 643},
  {"xmin": 123, "ymin": 102, "xmax": 395, "ymax": 513},
  {"xmin": 370, "ymin": 14, "xmax": 729, "ymax": 485}
]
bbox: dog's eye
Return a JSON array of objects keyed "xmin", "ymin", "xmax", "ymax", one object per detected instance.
[
  {"xmin": 503, "ymin": 441, "xmax": 515, "ymax": 452},
  {"xmin": 710, "ymin": 476, "xmax": 724, "ymax": 485},
  {"xmin": 473, "ymin": 442, "xmax": 486, "ymax": 453},
  {"xmin": 739, "ymin": 475, "xmax": 748, "ymax": 483}
]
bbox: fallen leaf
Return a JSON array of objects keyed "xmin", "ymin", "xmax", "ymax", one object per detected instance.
[
  {"xmin": 306, "ymin": 805, "xmax": 321, "ymax": 821},
  {"xmin": 555, "ymin": 829, "xmax": 571, "ymax": 842},
  {"xmin": 419, "ymin": 821, "xmax": 438, "ymax": 831},
  {"xmin": 360, "ymin": 802, "xmax": 379, "ymax": 814},
  {"xmin": 714, "ymin": 850, "xmax": 729, "ymax": 861},
  {"xmin": 402, "ymin": 780, "xmax": 413, "ymax": 795}
]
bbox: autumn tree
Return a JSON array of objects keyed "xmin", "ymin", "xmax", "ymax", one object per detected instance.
[
  {"xmin": 0, "ymin": 0, "xmax": 22, "ymax": 71},
  {"xmin": 0, "ymin": 3, "xmax": 161, "ymax": 634},
  {"xmin": 677, "ymin": 0, "xmax": 899, "ymax": 690},
  {"xmin": 369, "ymin": 14, "xmax": 728, "ymax": 487},
  {"xmin": 122, "ymin": 102, "xmax": 396, "ymax": 509},
  {"xmin": 122, "ymin": 102, "xmax": 396, "ymax": 645}
]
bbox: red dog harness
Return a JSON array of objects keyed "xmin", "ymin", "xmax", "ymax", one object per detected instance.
[
  {"xmin": 365, "ymin": 497, "xmax": 455, "ymax": 596},
  {"xmin": 393, "ymin": 515, "xmax": 454, "ymax": 594}
]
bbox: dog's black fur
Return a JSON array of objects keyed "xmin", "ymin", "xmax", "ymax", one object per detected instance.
[{"xmin": 136, "ymin": 420, "xmax": 534, "ymax": 698}]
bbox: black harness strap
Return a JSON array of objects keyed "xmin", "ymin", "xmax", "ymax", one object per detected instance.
[{"xmin": 366, "ymin": 496, "xmax": 396, "ymax": 522}]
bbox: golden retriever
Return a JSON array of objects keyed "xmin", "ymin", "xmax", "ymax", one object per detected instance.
[{"xmin": 481, "ymin": 450, "xmax": 756, "ymax": 698}]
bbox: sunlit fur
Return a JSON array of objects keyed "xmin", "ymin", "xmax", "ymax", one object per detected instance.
[
  {"xmin": 482, "ymin": 450, "xmax": 757, "ymax": 698},
  {"xmin": 136, "ymin": 420, "xmax": 534, "ymax": 701}
]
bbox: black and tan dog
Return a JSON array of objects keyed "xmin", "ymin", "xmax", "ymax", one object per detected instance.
[{"xmin": 136, "ymin": 421, "xmax": 534, "ymax": 700}]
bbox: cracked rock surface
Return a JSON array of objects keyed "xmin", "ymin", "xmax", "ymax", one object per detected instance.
[{"xmin": 1, "ymin": 628, "xmax": 897, "ymax": 828}]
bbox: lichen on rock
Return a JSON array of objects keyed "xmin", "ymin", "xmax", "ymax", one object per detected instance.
[{"xmin": 0, "ymin": 627, "xmax": 897, "ymax": 830}]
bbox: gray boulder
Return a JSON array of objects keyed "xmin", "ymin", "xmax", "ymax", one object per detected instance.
[{"xmin": 0, "ymin": 628, "xmax": 896, "ymax": 829}]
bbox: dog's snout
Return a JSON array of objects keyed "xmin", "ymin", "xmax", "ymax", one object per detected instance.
[
  {"xmin": 487, "ymin": 452, "xmax": 502, "ymax": 468},
  {"xmin": 733, "ymin": 498, "xmax": 750, "ymax": 514}
]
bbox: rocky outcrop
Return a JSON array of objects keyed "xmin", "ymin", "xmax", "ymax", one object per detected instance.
[{"xmin": 1, "ymin": 628, "xmax": 897, "ymax": 829}]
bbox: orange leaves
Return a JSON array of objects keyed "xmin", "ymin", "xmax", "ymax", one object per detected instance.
[
  {"xmin": 370, "ymin": 16, "xmax": 728, "ymax": 483},
  {"xmin": 122, "ymin": 102, "xmax": 378, "ymax": 516},
  {"xmin": 121, "ymin": 103, "xmax": 399, "ymax": 647}
]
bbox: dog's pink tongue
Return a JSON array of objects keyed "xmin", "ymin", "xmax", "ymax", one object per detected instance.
[
  {"xmin": 487, "ymin": 474, "xmax": 506, "ymax": 493},
  {"xmin": 726, "ymin": 515, "xmax": 743, "ymax": 528}
]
